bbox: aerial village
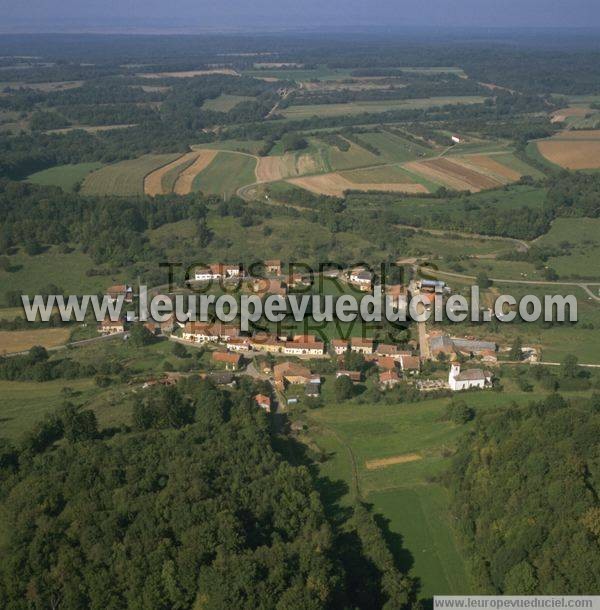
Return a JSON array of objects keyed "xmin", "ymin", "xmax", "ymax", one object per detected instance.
[{"xmin": 100, "ymin": 260, "xmax": 539, "ymax": 413}]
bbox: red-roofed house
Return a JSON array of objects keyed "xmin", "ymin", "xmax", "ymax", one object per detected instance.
[
  {"xmin": 212, "ymin": 351, "xmax": 243, "ymax": 370},
  {"xmin": 255, "ymin": 394, "xmax": 272, "ymax": 413}
]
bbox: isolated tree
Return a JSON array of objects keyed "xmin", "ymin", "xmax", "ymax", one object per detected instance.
[
  {"xmin": 172, "ymin": 342, "xmax": 188, "ymax": 358},
  {"xmin": 476, "ymin": 271, "xmax": 492, "ymax": 289},
  {"xmin": 561, "ymin": 354, "xmax": 579, "ymax": 378},
  {"xmin": 509, "ymin": 337, "xmax": 523, "ymax": 361},
  {"xmin": 334, "ymin": 375, "xmax": 355, "ymax": 402},
  {"xmin": 129, "ymin": 323, "xmax": 154, "ymax": 347},
  {"xmin": 446, "ymin": 400, "xmax": 475, "ymax": 424}
]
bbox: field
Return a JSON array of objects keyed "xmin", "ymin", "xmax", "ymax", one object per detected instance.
[
  {"xmin": 287, "ymin": 172, "xmax": 428, "ymax": 196},
  {"xmin": 300, "ymin": 396, "xmax": 484, "ymax": 596},
  {"xmin": 535, "ymin": 131, "xmax": 600, "ymax": 169},
  {"xmin": 81, "ymin": 154, "xmax": 180, "ymax": 196},
  {"xmin": 26, "ymin": 162, "xmax": 104, "ymax": 191},
  {"xmin": 0, "ymin": 328, "xmax": 71, "ymax": 355},
  {"xmin": 0, "ymin": 378, "xmax": 98, "ymax": 440},
  {"xmin": 0, "ymin": 246, "xmax": 125, "ymax": 307},
  {"xmin": 279, "ymin": 96, "xmax": 487, "ymax": 120},
  {"xmin": 137, "ymin": 69, "xmax": 239, "ymax": 78},
  {"xmin": 537, "ymin": 217, "xmax": 600, "ymax": 278},
  {"xmin": 191, "ymin": 151, "xmax": 257, "ymax": 198},
  {"xmin": 201, "ymin": 94, "xmax": 254, "ymax": 111},
  {"xmin": 255, "ymin": 149, "xmax": 327, "ymax": 182},
  {"xmin": 143, "ymin": 151, "xmax": 198, "ymax": 196}
]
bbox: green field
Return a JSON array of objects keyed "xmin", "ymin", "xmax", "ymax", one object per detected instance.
[
  {"xmin": 0, "ymin": 378, "xmax": 98, "ymax": 439},
  {"xmin": 244, "ymin": 66, "xmax": 354, "ymax": 81},
  {"xmin": 192, "ymin": 151, "xmax": 257, "ymax": 198},
  {"xmin": 341, "ymin": 164, "xmax": 420, "ymax": 183},
  {"xmin": 357, "ymin": 130, "xmax": 432, "ymax": 162},
  {"xmin": 538, "ymin": 217, "xmax": 600, "ymax": 278},
  {"xmin": 280, "ymin": 96, "xmax": 487, "ymax": 120},
  {"xmin": 81, "ymin": 153, "xmax": 180, "ymax": 196},
  {"xmin": 0, "ymin": 246, "xmax": 125, "ymax": 307},
  {"xmin": 301, "ymin": 396, "xmax": 483, "ymax": 596},
  {"xmin": 193, "ymin": 139, "xmax": 266, "ymax": 155},
  {"xmin": 202, "ymin": 94, "xmax": 255, "ymax": 111},
  {"xmin": 26, "ymin": 162, "xmax": 104, "ymax": 191}
]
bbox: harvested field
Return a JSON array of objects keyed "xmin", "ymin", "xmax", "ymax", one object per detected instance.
[
  {"xmin": 256, "ymin": 156, "xmax": 291, "ymax": 182},
  {"xmin": 0, "ymin": 328, "xmax": 71, "ymax": 355},
  {"xmin": 552, "ymin": 129, "xmax": 600, "ymax": 140},
  {"xmin": 405, "ymin": 158, "xmax": 502, "ymax": 192},
  {"xmin": 288, "ymin": 172, "xmax": 428, "ymax": 197},
  {"xmin": 365, "ymin": 453, "xmax": 422, "ymax": 470},
  {"xmin": 81, "ymin": 154, "xmax": 180, "ymax": 196},
  {"xmin": 550, "ymin": 107, "xmax": 591, "ymax": 123},
  {"xmin": 536, "ymin": 139, "xmax": 600, "ymax": 169},
  {"xmin": 173, "ymin": 150, "xmax": 219, "ymax": 194},
  {"xmin": 137, "ymin": 69, "xmax": 239, "ymax": 79},
  {"xmin": 256, "ymin": 152, "xmax": 322, "ymax": 182},
  {"xmin": 453, "ymin": 155, "xmax": 521, "ymax": 182},
  {"xmin": 144, "ymin": 151, "xmax": 199, "ymax": 196}
]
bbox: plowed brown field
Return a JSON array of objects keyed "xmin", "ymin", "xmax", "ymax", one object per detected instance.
[{"xmin": 144, "ymin": 151, "xmax": 199, "ymax": 196}]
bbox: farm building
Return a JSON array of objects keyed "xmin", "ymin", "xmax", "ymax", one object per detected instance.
[
  {"xmin": 331, "ymin": 339, "xmax": 349, "ymax": 355},
  {"xmin": 99, "ymin": 318, "xmax": 125, "ymax": 335},
  {"xmin": 250, "ymin": 334, "xmax": 285, "ymax": 353},
  {"xmin": 399, "ymin": 355, "xmax": 421, "ymax": 374},
  {"xmin": 350, "ymin": 337, "xmax": 374, "ymax": 354},
  {"xmin": 282, "ymin": 335, "xmax": 325, "ymax": 356},
  {"xmin": 379, "ymin": 370, "xmax": 400, "ymax": 389},
  {"xmin": 254, "ymin": 394, "xmax": 272, "ymax": 413},
  {"xmin": 274, "ymin": 362, "xmax": 319, "ymax": 387},
  {"xmin": 349, "ymin": 267, "xmax": 373, "ymax": 292},
  {"xmin": 182, "ymin": 322, "xmax": 240, "ymax": 343},
  {"xmin": 264, "ymin": 259, "xmax": 282, "ymax": 275},
  {"xmin": 212, "ymin": 351, "xmax": 243, "ymax": 370},
  {"xmin": 429, "ymin": 335, "xmax": 497, "ymax": 359},
  {"xmin": 226, "ymin": 337, "xmax": 252, "ymax": 352},
  {"xmin": 377, "ymin": 356, "xmax": 398, "ymax": 371},
  {"xmin": 106, "ymin": 284, "xmax": 133, "ymax": 303},
  {"xmin": 448, "ymin": 364, "xmax": 492, "ymax": 391},
  {"xmin": 193, "ymin": 263, "xmax": 242, "ymax": 281},
  {"xmin": 451, "ymin": 135, "xmax": 461, "ymax": 144},
  {"xmin": 252, "ymin": 278, "xmax": 287, "ymax": 297}
]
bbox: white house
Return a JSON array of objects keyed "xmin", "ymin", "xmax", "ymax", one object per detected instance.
[
  {"xmin": 451, "ymin": 135, "xmax": 461, "ymax": 144},
  {"xmin": 448, "ymin": 364, "xmax": 491, "ymax": 391}
]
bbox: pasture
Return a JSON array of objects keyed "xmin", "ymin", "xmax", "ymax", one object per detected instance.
[
  {"xmin": 279, "ymin": 96, "xmax": 487, "ymax": 120},
  {"xmin": 0, "ymin": 246, "xmax": 125, "ymax": 307},
  {"xmin": 26, "ymin": 162, "xmax": 104, "ymax": 191},
  {"xmin": 191, "ymin": 151, "xmax": 257, "ymax": 198},
  {"xmin": 537, "ymin": 217, "xmax": 600, "ymax": 278},
  {"xmin": 81, "ymin": 154, "xmax": 180, "ymax": 196},
  {"xmin": 201, "ymin": 94, "xmax": 255, "ymax": 111},
  {"xmin": 300, "ymin": 396, "xmax": 485, "ymax": 596}
]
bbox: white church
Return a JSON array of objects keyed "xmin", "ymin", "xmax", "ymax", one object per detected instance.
[{"xmin": 448, "ymin": 364, "xmax": 492, "ymax": 391}]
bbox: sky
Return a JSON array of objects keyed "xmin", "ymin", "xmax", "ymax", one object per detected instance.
[{"xmin": 1, "ymin": 0, "xmax": 600, "ymax": 32}]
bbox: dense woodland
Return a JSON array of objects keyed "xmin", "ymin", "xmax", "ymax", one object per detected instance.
[
  {"xmin": 0, "ymin": 378, "xmax": 416, "ymax": 609},
  {"xmin": 447, "ymin": 393, "xmax": 600, "ymax": 594}
]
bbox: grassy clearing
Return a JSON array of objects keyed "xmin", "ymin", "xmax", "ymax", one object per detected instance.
[
  {"xmin": 243, "ymin": 66, "xmax": 354, "ymax": 81},
  {"xmin": 202, "ymin": 94, "xmax": 255, "ymax": 111},
  {"xmin": 81, "ymin": 154, "xmax": 180, "ymax": 196},
  {"xmin": 537, "ymin": 218, "xmax": 600, "ymax": 278},
  {"xmin": 0, "ymin": 378, "xmax": 98, "ymax": 440},
  {"xmin": 359, "ymin": 130, "xmax": 432, "ymax": 162},
  {"xmin": 0, "ymin": 246, "xmax": 125, "ymax": 307},
  {"xmin": 192, "ymin": 151, "xmax": 257, "ymax": 198},
  {"xmin": 193, "ymin": 139, "xmax": 266, "ymax": 155},
  {"xmin": 280, "ymin": 96, "xmax": 487, "ymax": 120},
  {"xmin": 341, "ymin": 164, "xmax": 419, "ymax": 183},
  {"xmin": 26, "ymin": 162, "xmax": 104, "ymax": 191}
]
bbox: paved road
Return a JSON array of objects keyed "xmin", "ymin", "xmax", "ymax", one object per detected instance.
[{"xmin": 424, "ymin": 268, "xmax": 600, "ymax": 303}]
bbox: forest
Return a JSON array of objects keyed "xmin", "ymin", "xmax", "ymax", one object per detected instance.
[
  {"xmin": 447, "ymin": 392, "xmax": 600, "ymax": 594},
  {"xmin": 0, "ymin": 377, "xmax": 416, "ymax": 609}
]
